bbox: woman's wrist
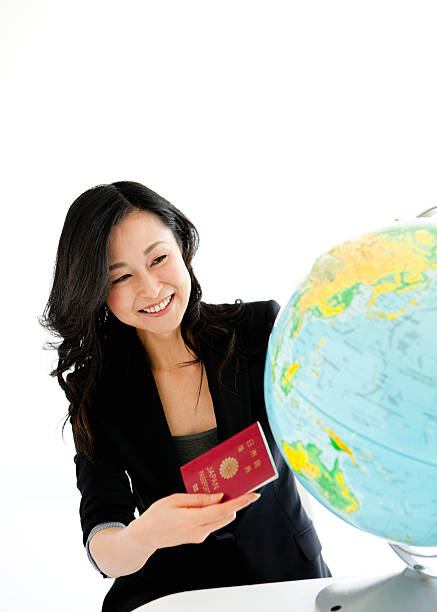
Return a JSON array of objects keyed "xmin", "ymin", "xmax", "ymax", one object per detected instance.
[
  {"xmin": 121, "ymin": 516, "xmax": 158, "ymax": 564},
  {"xmin": 89, "ymin": 523, "xmax": 156, "ymax": 578}
]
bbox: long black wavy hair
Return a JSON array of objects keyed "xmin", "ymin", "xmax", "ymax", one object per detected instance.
[{"xmin": 40, "ymin": 181, "xmax": 245, "ymax": 461}]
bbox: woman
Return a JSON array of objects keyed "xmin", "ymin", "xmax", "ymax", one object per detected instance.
[{"xmin": 41, "ymin": 181, "xmax": 330, "ymax": 612}]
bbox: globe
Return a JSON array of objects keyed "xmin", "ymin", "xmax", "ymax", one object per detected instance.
[{"xmin": 264, "ymin": 217, "xmax": 437, "ymax": 553}]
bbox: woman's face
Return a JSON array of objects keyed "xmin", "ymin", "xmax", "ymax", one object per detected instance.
[{"xmin": 106, "ymin": 211, "xmax": 191, "ymax": 339}]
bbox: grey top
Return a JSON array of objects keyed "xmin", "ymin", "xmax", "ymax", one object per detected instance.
[
  {"xmin": 171, "ymin": 426, "xmax": 219, "ymax": 465},
  {"xmin": 86, "ymin": 426, "xmax": 219, "ymax": 576}
]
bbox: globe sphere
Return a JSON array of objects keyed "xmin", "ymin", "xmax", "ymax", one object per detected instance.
[{"xmin": 264, "ymin": 218, "xmax": 437, "ymax": 546}]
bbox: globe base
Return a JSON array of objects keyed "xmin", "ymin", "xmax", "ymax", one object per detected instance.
[{"xmin": 315, "ymin": 568, "xmax": 437, "ymax": 612}]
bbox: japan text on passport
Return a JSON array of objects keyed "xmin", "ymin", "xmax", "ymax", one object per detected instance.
[{"xmin": 180, "ymin": 421, "xmax": 279, "ymax": 501}]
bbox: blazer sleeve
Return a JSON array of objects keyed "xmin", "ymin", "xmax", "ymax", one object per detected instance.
[{"xmin": 74, "ymin": 429, "xmax": 136, "ymax": 549}]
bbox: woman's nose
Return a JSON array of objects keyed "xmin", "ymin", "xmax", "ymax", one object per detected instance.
[{"xmin": 136, "ymin": 270, "xmax": 162, "ymax": 299}]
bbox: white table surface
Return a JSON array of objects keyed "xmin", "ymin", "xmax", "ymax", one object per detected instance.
[{"xmin": 136, "ymin": 576, "xmax": 335, "ymax": 611}]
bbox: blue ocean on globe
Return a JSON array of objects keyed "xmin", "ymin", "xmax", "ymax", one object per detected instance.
[{"xmin": 264, "ymin": 219, "xmax": 437, "ymax": 546}]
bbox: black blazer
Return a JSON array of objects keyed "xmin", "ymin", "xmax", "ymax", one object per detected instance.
[{"xmin": 75, "ymin": 300, "xmax": 330, "ymax": 612}]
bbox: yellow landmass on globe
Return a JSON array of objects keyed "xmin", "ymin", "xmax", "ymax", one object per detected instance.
[
  {"xmin": 280, "ymin": 362, "xmax": 300, "ymax": 395},
  {"xmin": 286, "ymin": 226, "xmax": 437, "ymax": 338},
  {"xmin": 284, "ymin": 440, "xmax": 320, "ymax": 479},
  {"xmin": 284, "ymin": 362, "xmax": 300, "ymax": 384},
  {"xmin": 325, "ymin": 428, "xmax": 357, "ymax": 464},
  {"xmin": 271, "ymin": 342, "xmax": 281, "ymax": 383},
  {"xmin": 282, "ymin": 440, "xmax": 359, "ymax": 514}
]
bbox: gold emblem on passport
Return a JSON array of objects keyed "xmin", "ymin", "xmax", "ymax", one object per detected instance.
[{"xmin": 219, "ymin": 456, "xmax": 239, "ymax": 479}]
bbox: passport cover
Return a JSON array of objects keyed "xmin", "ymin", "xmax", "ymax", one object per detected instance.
[{"xmin": 180, "ymin": 421, "xmax": 279, "ymax": 501}]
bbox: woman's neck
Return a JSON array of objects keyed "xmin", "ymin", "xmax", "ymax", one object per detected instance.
[{"xmin": 135, "ymin": 326, "xmax": 196, "ymax": 371}]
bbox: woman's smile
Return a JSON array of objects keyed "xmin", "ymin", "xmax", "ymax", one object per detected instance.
[{"xmin": 138, "ymin": 293, "xmax": 175, "ymax": 316}]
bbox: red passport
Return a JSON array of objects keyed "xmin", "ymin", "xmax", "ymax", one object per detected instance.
[{"xmin": 180, "ymin": 421, "xmax": 279, "ymax": 501}]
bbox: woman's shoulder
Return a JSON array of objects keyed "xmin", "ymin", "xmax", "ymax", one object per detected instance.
[
  {"xmin": 243, "ymin": 299, "xmax": 281, "ymax": 323},
  {"xmin": 238, "ymin": 299, "xmax": 281, "ymax": 344},
  {"xmin": 204, "ymin": 299, "xmax": 281, "ymax": 353}
]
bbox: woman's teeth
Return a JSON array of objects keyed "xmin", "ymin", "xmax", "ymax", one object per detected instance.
[{"xmin": 141, "ymin": 295, "xmax": 172, "ymax": 313}]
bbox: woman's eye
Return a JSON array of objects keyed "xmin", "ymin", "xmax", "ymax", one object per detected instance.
[
  {"xmin": 152, "ymin": 255, "xmax": 167, "ymax": 266},
  {"xmin": 112, "ymin": 274, "xmax": 130, "ymax": 285},
  {"xmin": 111, "ymin": 256, "xmax": 166, "ymax": 284}
]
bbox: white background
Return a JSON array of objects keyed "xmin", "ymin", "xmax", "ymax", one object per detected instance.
[{"xmin": 2, "ymin": 1, "xmax": 436, "ymax": 610}]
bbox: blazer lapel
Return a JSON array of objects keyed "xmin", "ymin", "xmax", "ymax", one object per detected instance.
[
  {"xmin": 200, "ymin": 334, "xmax": 252, "ymax": 444},
  {"xmin": 103, "ymin": 324, "xmax": 254, "ymax": 498}
]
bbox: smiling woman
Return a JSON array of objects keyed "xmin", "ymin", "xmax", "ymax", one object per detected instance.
[
  {"xmin": 40, "ymin": 181, "xmax": 243, "ymax": 458},
  {"xmin": 40, "ymin": 181, "xmax": 330, "ymax": 612}
]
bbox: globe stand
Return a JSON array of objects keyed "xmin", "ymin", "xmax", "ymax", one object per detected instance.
[{"xmin": 315, "ymin": 544, "xmax": 437, "ymax": 612}]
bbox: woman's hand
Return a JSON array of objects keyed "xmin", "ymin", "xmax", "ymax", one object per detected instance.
[{"xmin": 123, "ymin": 491, "xmax": 261, "ymax": 552}]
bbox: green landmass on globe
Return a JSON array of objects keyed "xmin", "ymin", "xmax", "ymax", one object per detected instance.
[
  {"xmin": 265, "ymin": 220, "xmax": 437, "ymax": 546},
  {"xmin": 282, "ymin": 439, "xmax": 359, "ymax": 514}
]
